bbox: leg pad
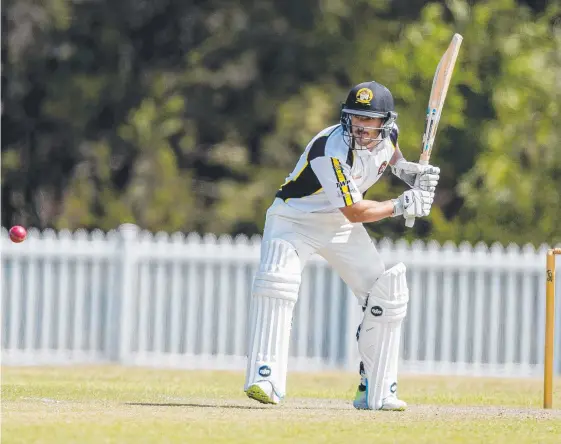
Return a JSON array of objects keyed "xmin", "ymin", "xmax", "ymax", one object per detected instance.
[
  {"xmin": 245, "ymin": 239, "xmax": 301, "ymax": 403},
  {"xmin": 358, "ymin": 262, "xmax": 409, "ymax": 409}
]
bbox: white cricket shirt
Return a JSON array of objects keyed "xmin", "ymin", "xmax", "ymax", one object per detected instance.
[{"xmin": 275, "ymin": 124, "xmax": 399, "ymax": 213}]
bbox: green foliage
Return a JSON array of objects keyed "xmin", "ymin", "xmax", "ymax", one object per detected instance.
[
  {"xmin": 455, "ymin": 0, "xmax": 561, "ymax": 245},
  {"xmin": 2, "ymin": 0, "xmax": 560, "ymax": 246}
]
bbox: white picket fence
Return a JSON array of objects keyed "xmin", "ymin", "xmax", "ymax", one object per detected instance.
[{"xmin": 1, "ymin": 224, "xmax": 560, "ymax": 377}]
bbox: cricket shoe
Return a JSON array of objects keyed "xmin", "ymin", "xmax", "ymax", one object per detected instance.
[
  {"xmin": 380, "ymin": 394, "xmax": 407, "ymax": 411},
  {"xmin": 353, "ymin": 386, "xmax": 407, "ymax": 411},
  {"xmin": 245, "ymin": 380, "xmax": 282, "ymax": 405},
  {"xmin": 353, "ymin": 381, "xmax": 368, "ymax": 410},
  {"xmin": 352, "ymin": 361, "xmax": 368, "ymax": 410},
  {"xmin": 352, "ymin": 362, "xmax": 407, "ymax": 411}
]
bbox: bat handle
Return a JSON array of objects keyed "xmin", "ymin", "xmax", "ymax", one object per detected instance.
[{"xmin": 404, "ymin": 159, "xmax": 429, "ymax": 229}]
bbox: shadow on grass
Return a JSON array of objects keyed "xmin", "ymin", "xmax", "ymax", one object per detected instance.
[
  {"xmin": 124, "ymin": 402, "xmax": 270, "ymax": 410},
  {"xmin": 123, "ymin": 401, "xmax": 351, "ymax": 411}
]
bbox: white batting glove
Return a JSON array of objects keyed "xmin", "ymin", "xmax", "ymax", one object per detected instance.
[
  {"xmin": 391, "ymin": 160, "xmax": 440, "ymax": 192},
  {"xmin": 415, "ymin": 166, "xmax": 440, "ymax": 192},
  {"xmin": 392, "ymin": 189, "xmax": 434, "ymax": 219}
]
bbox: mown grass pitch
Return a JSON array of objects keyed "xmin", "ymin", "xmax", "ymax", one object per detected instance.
[{"xmin": 2, "ymin": 366, "xmax": 560, "ymax": 443}]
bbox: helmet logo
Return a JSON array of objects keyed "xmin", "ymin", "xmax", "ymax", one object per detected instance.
[{"xmin": 356, "ymin": 88, "xmax": 373, "ymax": 104}]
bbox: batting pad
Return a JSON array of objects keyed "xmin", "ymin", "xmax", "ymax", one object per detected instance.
[
  {"xmin": 245, "ymin": 239, "xmax": 301, "ymax": 402},
  {"xmin": 358, "ymin": 262, "xmax": 409, "ymax": 410}
]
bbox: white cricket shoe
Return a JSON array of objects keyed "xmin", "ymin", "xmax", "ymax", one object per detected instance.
[
  {"xmin": 353, "ymin": 388, "xmax": 407, "ymax": 411},
  {"xmin": 352, "ymin": 363, "xmax": 407, "ymax": 411},
  {"xmin": 245, "ymin": 381, "xmax": 282, "ymax": 405},
  {"xmin": 380, "ymin": 394, "xmax": 407, "ymax": 411}
]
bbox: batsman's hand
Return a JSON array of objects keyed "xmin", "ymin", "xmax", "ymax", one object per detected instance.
[
  {"xmin": 414, "ymin": 166, "xmax": 440, "ymax": 192},
  {"xmin": 392, "ymin": 189, "xmax": 434, "ymax": 219},
  {"xmin": 391, "ymin": 160, "xmax": 440, "ymax": 192}
]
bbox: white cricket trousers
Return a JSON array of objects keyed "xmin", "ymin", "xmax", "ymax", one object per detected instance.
[{"xmin": 261, "ymin": 198, "xmax": 385, "ymax": 305}]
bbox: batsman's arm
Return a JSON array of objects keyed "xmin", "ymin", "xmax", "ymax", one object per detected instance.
[
  {"xmin": 389, "ymin": 143, "xmax": 406, "ymax": 166},
  {"xmin": 310, "ymin": 156, "xmax": 363, "ymax": 208},
  {"xmin": 389, "ymin": 144, "xmax": 414, "ymax": 186},
  {"xmin": 340, "ymin": 190, "xmax": 434, "ymax": 223},
  {"xmin": 309, "ymin": 156, "xmax": 395, "ymax": 223},
  {"xmin": 339, "ymin": 200, "xmax": 395, "ymax": 224}
]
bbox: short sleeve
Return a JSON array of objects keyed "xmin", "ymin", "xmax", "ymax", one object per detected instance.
[{"xmin": 310, "ymin": 156, "xmax": 363, "ymax": 208}]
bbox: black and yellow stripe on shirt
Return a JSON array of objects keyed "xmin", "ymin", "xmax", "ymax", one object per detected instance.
[
  {"xmin": 276, "ymin": 125, "xmax": 354, "ymax": 202},
  {"xmin": 331, "ymin": 157, "xmax": 354, "ymax": 206},
  {"xmin": 276, "ymin": 136, "xmax": 326, "ymax": 201}
]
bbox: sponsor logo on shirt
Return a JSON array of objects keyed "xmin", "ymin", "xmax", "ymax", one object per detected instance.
[
  {"xmin": 336, "ymin": 180, "xmax": 357, "ymax": 194},
  {"xmin": 378, "ymin": 161, "xmax": 388, "ymax": 175}
]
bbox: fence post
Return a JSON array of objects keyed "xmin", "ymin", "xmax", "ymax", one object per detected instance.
[{"xmin": 116, "ymin": 223, "xmax": 139, "ymax": 363}]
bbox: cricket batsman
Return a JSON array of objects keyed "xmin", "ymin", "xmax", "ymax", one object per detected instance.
[{"xmin": 244, "ymin": 81, "xmax": 440, "ymax": 410}]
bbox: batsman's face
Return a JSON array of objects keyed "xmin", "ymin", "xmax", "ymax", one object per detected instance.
[{"xmin": 350, "ymin": 116, "xmax": 384, "ymax": 149}]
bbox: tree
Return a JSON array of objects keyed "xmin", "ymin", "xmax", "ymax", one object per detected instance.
[{"xmin": 2, "ymin": 0, "xmax": 560, "ymax": 247}]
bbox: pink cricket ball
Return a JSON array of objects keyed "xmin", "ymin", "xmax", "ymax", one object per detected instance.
[{"xmin": 9, "ymin": 225, "xmax": 27, "ymax": 243}]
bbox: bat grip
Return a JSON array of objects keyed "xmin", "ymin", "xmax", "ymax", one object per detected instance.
[{"xmin": 404, "ymin": 159, "xmax": 429, "ymax": 229}]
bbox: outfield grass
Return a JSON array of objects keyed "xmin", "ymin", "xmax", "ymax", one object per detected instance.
[{"xmin": 2, "ymin": 366, "xmax": 561, "ymax": 443}]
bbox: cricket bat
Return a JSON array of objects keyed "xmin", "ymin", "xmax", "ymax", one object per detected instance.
[{"xmin": 405, "ymin": 33, "xmax": 463, "ymax": 228}]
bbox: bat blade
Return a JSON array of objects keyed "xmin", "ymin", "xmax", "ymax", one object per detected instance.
[
  {"xmin": 420, "ymin": 33, "xmax": 463, "ymax": 163},
  {"xmin": 405, "ymin": 33, "xmax": 463, "ymax": 228}
]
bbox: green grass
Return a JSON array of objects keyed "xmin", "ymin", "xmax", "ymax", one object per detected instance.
[{"xmin": 2, "ymin": 366, "xmax": 561, "ymax": 443}]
